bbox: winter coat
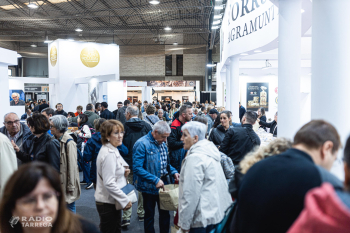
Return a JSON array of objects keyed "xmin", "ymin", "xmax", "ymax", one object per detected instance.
[
  {"xmin": 116, "ymin": 106, "xmax": 127, "ymax": 125},
  {"xmin": 143, "ymin": 115, "xmax": 160, "ymax": 128},
  {"xmin": 68, "ymin": 111, "xmax": 100, "ymax": 126},
  {"xmin": 100, "ymin": 109, "xmax": 115, "ymax": 120},
  {"xmin": 259, "ymin": 115, "xmax": 267, "ymax": 130},
  {"xmin": 133, "ymin": 131, "xmax": 178, "ymax": 195},
  {"xmin": 220, "ymin": 152, "xmax": 234, "ymax": 182},
  {"xmin": 239, "ymin": 105, "xmax": 246, "ymax": 122},
  {"xmin": 54, "ymin": 110, "xmax": 68, "ymax": 117},
  {"xmin": 288, "ymin": 183, "xmax": 350, "ymax": 233},
  {"xmin": 95, "ymin": 143, "xmax": 129, "ymax": 209},
  {"xmin": 123, "ymin": 118, "xmax": 152, "ymax": 170},
  {"xmin": 0, "ymin": 123, "xmax": 32, "ymax": 151},
  {"xmin": 168, "ymin": 118, "xmax": 187, "ymax": 173},
  {"xmin": 58, "ymin": 131, "xmax": 81, "ymax": 204},
  {"xmin": 0, "ymin": 133, "xmax": 17, "ymax": 196},
  {"xmin": 16, "ymin": 132, "xmax": 60, "ymax": 172},
  {"xmin": 38, "ymin": 103, "xmax": 49, "ymax": 112},
  {"xmin": 84, "ymin": 132, "xmax": 128, "ymax": 184},
  {"xmin": 208, "ymin": 125, "xmax": 232, "ymax": 147},
  {"xmin": 178, "ymin": 140, "xmax": 232, "ymax": 230},
  {"xmin": 219, "ymin": 124, "xmax": 261, "ymax": 165},
  {"xmin": 259, "ymin": 120, "xmax": 277, "ymax": 136},
  {"xmin": 235, "ymin": 148, "xmax": 343, "ymax": 233}
]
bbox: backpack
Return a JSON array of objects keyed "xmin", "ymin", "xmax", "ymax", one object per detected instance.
[{"xmin": 210, "ymin": 202, "xmax": 236, "ymax": 233}]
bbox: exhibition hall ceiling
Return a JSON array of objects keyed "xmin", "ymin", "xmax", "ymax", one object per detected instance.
[{"xmin": 0, "ymin": 0, "xmax": 215, "ymax": 57}]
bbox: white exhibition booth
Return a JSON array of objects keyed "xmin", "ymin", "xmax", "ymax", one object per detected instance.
[{"xmin": 216, "ymin": 0, "xmax": 347, "ymax": 179}]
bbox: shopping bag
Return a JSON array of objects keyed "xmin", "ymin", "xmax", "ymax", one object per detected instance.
[
  {"xmin": 159, "ymin": 184, "xmax": 179, "ymax": 211},
  {"xmin": 171, "ymin": 225, "xmax": 180, "ymax": 233}
]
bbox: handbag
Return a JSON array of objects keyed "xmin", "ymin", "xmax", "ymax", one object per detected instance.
[{"xmin": 121, "ymin": 183, "xmax": 138, "ymax": 204}]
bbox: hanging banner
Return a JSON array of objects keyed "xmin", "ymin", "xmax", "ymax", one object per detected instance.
[{"xmin": 246, "ymin": 82, "xmax": 269, "ymax": 111}]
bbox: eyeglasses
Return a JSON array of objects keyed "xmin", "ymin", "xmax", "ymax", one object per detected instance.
[
  {"xmin": 5, "ymin": 120, "xmax": 20, "ymax": 125},
  {"xmin": 18, "ymin": 191, "xmax": 59, "ymax": 210}
]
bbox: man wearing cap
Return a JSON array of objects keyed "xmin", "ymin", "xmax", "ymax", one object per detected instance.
[{"xmin": 205, "ymin": 108, "xmax": 219, "ymax": 135}]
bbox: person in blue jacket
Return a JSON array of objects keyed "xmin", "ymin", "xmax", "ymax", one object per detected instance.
[{"xmin": 83, "ymin": 118, "xmax": 128, "ymax": 189}]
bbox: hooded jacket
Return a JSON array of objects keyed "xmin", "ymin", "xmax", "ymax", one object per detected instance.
[
  {"xmin": 68, "ymin": 111, "xmax": 100, "ymax": 127},
  {"xmin": 16, "ymin": 132, "xmax": 60, "ymax": 172},
  {"xmin": 0, "ymin": 123, "xmax": 32, "ymax": 151},
  {"xmin": 288, "ymin": 183, "xmax": 350, "ymax": 233},
  {"xmin": 123, "ymin": 118, "xmax": 152, "ymax": 169},
  {"xmin": 168, "ymin": 118, "xmax": 187, "ymax": 173},
  {"xmin": 143, "ymin": 114, "xmax": 160, "ymax": 128},
  {"xmin": 208, "ymin": 125, "xmax": 232, "ymax": 147},
  {"xmin": 178, "ymin": 140, "xmax": 232, "ymax": 230}
]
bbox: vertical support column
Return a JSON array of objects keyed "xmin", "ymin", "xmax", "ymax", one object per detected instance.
[
  {"xmin": 0, "ymin": 64, "xmax": 10, "ymax": 119},
  {"xmin": 207, "ymin": 49, "xmax": 212, "ymax": 91},
  {"xmin": 225, "ymin": 65, "xmax": 231, "ymax": 110},
  {"xmin": 312, "ymin": 0, "xmax": 350, "ymax": 179},
  {"xmin": 278, "ymin": 0, "xmax": 302, "ymax": 139},
  {"xmin": 230, "ymin": 56, "xmax": 240, "ymax": 123}
]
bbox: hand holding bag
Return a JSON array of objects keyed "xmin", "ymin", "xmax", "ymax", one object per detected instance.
[{"xmin": 159, "ymin": 184, "xmax": 179, "ymax": 211}]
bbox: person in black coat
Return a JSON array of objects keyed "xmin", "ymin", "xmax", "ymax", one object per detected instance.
[
  {"xmin": 54, "ymin": 103, "xmax": 68, "ymax": 117},
  {"xmin": 239, "ymin": 102, "xmax": 246, "ymax": 122},
  {"xmin": 11, "ymin": 114, "xmax": 60, "ymax": 172},
  {"xmin": 233, "ymin": 120, "xmax": 343, "ymax": 233},
  {"xmin": 219, "ymin": 111, "xmax": 260, "ymax": 165},
  {"xmin": 99, "ymin": 102, "xmax": 115, "ymax": 120},
  {"xmin": 257, "ymin": 107, "xmax": 267, "ymax": 130},
  {"xmin": 258, "ymin": 111, "xmax": 277, "ymax": 137},
  {"xmin": 208, "ymin": 111, "xmax": 233, "ymax": 147},
  {"xmin": 38, "ymin": 100, "xmax": 49, "ymax": 112}
]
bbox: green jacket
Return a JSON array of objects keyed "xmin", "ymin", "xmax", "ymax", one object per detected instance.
[{"xmin": 68, "ymin": 111, "xmax": 100, "ymax": 126}]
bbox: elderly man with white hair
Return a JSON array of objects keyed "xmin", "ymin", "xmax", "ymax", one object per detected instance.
[
  {"xmin": 178, "ymin": 121, "xmax": 232, "ymax": 233},
  {"xmin": 49, "ymin": 115, "xmax": 81, "ymax": 213},
  {"xmin": 10, "ymin": 92, "xmax": 25, "ymax": 106},
  {"xmin": 133, "ymin": 121, "xmax": 180, "ymax": 233}
]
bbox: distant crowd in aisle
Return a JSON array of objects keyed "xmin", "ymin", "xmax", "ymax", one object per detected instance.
[{"xmin": 1, "ymin": 96, "xmax": 349, "ymax": 233}]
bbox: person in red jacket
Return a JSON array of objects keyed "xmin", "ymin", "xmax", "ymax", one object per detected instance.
[
  {"xmin": 288, "ymin": 135, "xmax": 350, "ymax": 233},
  {"xmin": 75, "ymin": 105, "xmax": 83, "ymax": 116}
]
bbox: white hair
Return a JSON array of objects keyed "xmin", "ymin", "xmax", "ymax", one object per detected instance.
[
  {"xmin": 153, "ymin": 121, "xmax": 171, "ymax": 134},
  {"xmin": 182, "ymin": 121, "xmax": 207, "ymax": 141},
  {"xmin": 11, "ymin": 92, "xmax": 19, "ymax": 97},
  {"xmin": 126, "ymin": 106, "xmax": 139, "ymax": 116}
]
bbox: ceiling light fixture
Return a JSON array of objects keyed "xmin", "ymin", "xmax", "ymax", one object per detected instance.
[
  {"xmin": 214, "ymin": 14, "xmax": 222, "ymax": 19},
  {"xmin": 149, "ymin": 0, "xmax": 160, "ymax": 4},
  {"xmin": 261, "ymin": 60, "xmax": 272, "ymax": 70},
  {"xmin": 75, "ymin": 28, "xmax": 83, "ymax": 32},
  {"xmin": 213, "ymin": 20, "xmax": 221, "ymax": 25},
  {"xmin": 164, "ymin": 26, "xmax": 171, "ymax": 31},
  {"xmin": 212, "ymin": 26, "xmax": 220, "ymax": 30},
  {"xmin": 207, "ymin": 64, "xmax": 216, "ymax": 67},
  {"xmin": 214, "ymin": 5, "xmax": 224, "ymax": 10},
  {"xmin": 173, "ymin": 42, "xmax": 178, "ymax": 45},
  {"xmin": 254, "ymin": 50, "xmax": 262, "ymax": 53},
  {"xmin": 27, "ymin": 2, "xmax": 38, "ymax": 8},
  {"xmin": 31, "ymin": 44, "xmax": 37, "ymax": 47},
  {"xmin": 44, "ymin": 36, "xmax": 52, "ymax": 44}
]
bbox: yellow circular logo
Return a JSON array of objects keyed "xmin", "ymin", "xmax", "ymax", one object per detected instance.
[
  {"xmin": 80, "ymin": 47, "xmax": 100, "ymax": 68},
  {"xmin": 50, "ymin": 46, "xmax": 57, "ymax": 67}
]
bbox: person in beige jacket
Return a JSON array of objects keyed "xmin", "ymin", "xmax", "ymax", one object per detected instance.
[
  {"xmin": 0, "ymin": 132, "xmax": 17, "ymax": 196},
  {"xmin": 95, "ymin": 120, "xmax": 132, "ymax": 233},
  {"xmin": 49, "ymin": 115, "xmax": 81, "ymax": 213}
]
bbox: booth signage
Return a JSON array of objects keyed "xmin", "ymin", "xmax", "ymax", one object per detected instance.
[
  {"xmin": 147, "ymin": 81, "xmax": 196, "ymax": 87},
  {"xmin": 50, "ymin": 46, "xmax": 57, "ymax": 67},
  {"xmin": 80, "ymin": 47, "xmax": 100, "ymax": 68},
  {"xmin": 246, "ymin": 82, "xmax": 269, "ymax": 111},
  {"xmin": 25, "ymin": 87, "xmax": 41, "ymax": 92},
  {"xmin": 221, "ymin": 0, "xmax": 278, "ymax": 62}
]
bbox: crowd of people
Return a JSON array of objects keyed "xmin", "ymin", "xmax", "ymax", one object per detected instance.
[{"xmin": 0, "ymin": 97, "xmax": 348, "ymax": 233}]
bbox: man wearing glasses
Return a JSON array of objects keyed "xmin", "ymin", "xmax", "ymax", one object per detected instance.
[{"xmin": 0, "ymin": 113, "xmax": 32, "ymax": 152}]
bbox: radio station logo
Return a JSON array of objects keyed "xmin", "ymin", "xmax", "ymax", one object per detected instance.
[
  {"xmin": 80, "ymin": 47, "xmax": 100, "ymax": 68},
  {"xmin": 50, "ymin": 46, "xmax": 57, "ymax": 67}
]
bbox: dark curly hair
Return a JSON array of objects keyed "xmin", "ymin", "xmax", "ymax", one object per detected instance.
[{"xmin": 26, "ymin": 113, "xmax": 50, "ymax": 134}]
